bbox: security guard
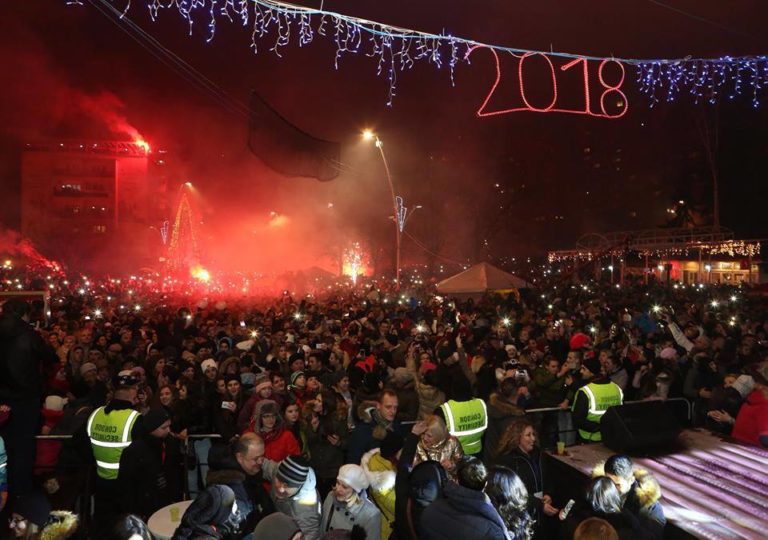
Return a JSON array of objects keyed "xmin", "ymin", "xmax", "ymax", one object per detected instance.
[
  {"xmin": 75, "ymin": 371, "xmax": 142, "ymax": 532},
  {"xmin": 439, "ymin": 398, "xmax": 488, "ymax": 455},
  {"xmin": 571, "ymin": 368, "xmax": 623, "ymax": 443}
]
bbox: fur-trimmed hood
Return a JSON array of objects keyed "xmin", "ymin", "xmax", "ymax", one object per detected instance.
[
  {"xmin": 487, "ymin": 393, "xmax": 525, "ymax": 420},
  {"xmin": 592, "ymin": 462, "xmax": 662, "ymax": 508},
  {"xmin": 357, "ymin": 400, "xmax": 379, "ymax": 424},
  {"xmin": 360, "ymin": 448, "xmax": 396, "ymax": 493},
  {"xmin": 40, "ymin": 511, "xmax": 78, "ymax": 540}
]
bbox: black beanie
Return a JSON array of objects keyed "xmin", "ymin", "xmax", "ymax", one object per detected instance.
[{"xmin": 13, "ymin": 492, "xmax": 51, "ymax": 528}]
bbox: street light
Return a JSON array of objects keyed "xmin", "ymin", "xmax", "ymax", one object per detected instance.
[{"xmin": 363, "ymin": 129, "xmax": 402, "ymax": 289}]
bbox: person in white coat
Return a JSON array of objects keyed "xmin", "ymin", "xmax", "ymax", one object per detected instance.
[{"xmin": 321, "ymin": 464, "xmax": 381, "ymax": 540}]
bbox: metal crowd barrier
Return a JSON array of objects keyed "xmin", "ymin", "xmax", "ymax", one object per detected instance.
[{"xmin": 29, "ymin": 398, "xmax": 693, "ymax": 533}]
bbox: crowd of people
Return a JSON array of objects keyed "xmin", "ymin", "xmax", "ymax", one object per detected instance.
[{"xmin": 0, "ymin": 268, "xmax": 767, "ymax": 540}]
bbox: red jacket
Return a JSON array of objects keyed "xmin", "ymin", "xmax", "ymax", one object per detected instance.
[{"xmin": 732, "ymin": 389, "xmax": 768, "ymax": 446}]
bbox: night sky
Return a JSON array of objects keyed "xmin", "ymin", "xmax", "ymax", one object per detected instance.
[{"xmin": 2, "ymin": 1, "xmax": 767, "ymax": 271}]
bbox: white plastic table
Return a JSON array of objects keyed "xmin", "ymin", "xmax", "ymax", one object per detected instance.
[{"xmin": 147, "ymin": 500, "xmax": 193, "ymax": 540}]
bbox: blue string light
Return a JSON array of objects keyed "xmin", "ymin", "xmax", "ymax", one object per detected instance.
[{"xmin": 88, "ymin": 0, "xmax": 768, "ymax": 108}]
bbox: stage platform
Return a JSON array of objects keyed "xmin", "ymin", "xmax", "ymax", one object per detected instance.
[{"xmin": 546, "ymin": 429, "xmax": 768, "ymax": 540}]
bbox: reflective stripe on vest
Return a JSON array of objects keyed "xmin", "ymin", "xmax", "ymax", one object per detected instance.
[
  {"xmin": 87, "ymin": 407, "xmax": 139, "ymax": 480},
  {"xmin": 441, "ymin": 399, "xmax": 488, "ymax": 454},
  {"xmin": 576, "ymin": 383, "xmax": 622, "ymax": 442}
]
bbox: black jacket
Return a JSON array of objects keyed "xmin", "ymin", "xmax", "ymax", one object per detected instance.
[
  {"xmin": 118, "ymin": 434, "xmax": 171, "ymax": 520},
  {"xmin": 497, "ymin": 447, "xmax": 544, "ymax": 520},
  {"xmin": 420, "ymin": 482, "xmax": 508, "ymax": 540},
  {"xmin": 0, "ymin": 313, "xmax": 55, "ymax": 401},
  {"xmin": 206, "ymin": 445, "xmax": 274, "ymax": 537}
]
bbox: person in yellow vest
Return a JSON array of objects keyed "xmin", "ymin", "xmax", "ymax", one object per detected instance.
[
  {"xmin": 571, "ymin": 367, "xmax": 623, "ymax": 443},
  {"xmin": 437, "ymin": 398, "xmax": 488, "ymax": 456},
  {"xmin": 74, "ymin": 371, "xmax": 142, "ymax": 533}
]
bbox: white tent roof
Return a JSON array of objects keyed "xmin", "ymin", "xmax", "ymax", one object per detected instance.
[{"xmin": 436, "ymin": 262, "xmax": 531, "ymax": 294}]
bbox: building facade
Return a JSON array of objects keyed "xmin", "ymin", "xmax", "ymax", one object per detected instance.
[{"xmin": 21, "ymin": 141, "xmax": 170, "ymax": 272}]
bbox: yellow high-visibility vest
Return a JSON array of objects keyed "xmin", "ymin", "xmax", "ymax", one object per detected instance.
[
  {"xmin": 87, "ymin": 406, "xmax": 139, "ymax": 480},
  {"xmin": 573, "ymin": 382, "xmax": 623, "ymax": 442},
  {"xmin": 440, "ymin": 398, "xmax": 488, "ymax": 455}
]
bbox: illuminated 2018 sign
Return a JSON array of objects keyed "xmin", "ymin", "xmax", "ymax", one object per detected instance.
[{"xmin": 466, "ymin": 46, "xmax": 628, "ymax": 119}]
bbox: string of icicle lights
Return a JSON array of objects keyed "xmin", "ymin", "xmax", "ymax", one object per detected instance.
[{"xmin": 74, "ymin": 0, "xmax": 768, "ymax": 108}]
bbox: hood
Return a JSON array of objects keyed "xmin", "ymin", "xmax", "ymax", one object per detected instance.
[
  {"xmin": 357, "ymin": 400, "xmax": 379, "ymax": 424},
  {"xmin": 0, "ymin": 314, "xmax": 29, "ymax": 340},
  {"xmin": 361, "ymin": 448, "xmax": 396, "ymax": 493},
  {"xmin": 253, "ymin": 399, "xmax": 284, "ymax": 433},
  {"xmin": 40, "ymin": 511, "xmax": 78, "ymax": 540},
  {"xmin": 443, "ymin": 482, "xmax": 506, "ymax": 530},
  {"xmin": 632, "ymin": 469, "xmax": 662, "ymax": 507},
  {"xmin": 409, "ymin": 460, "xmax": 447, "ymax": 507},
  {"xmin": 488, "ymin": 393, "xmax": 525, "ymax": 419},
  {"xmin": 290, "ymin": 466, "xmax": 319, "ymax": 506},
  {"xmin": 592, "ymin": 462, "xmax": 662, "ymax": 508}
]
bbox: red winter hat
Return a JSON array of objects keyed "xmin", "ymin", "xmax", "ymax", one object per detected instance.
[{"xmin": 569, "ymin": 332, "xmax": 591, "ymax": 351}]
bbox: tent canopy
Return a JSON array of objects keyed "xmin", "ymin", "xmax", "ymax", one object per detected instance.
[{"xmin": 436, "ymin": 262, "xmax": 531, "ymax": 295}]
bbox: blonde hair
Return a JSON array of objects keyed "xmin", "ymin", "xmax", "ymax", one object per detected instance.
[{"xmin": 423, "ymin": 414, "xmax": 448, "ymax": 442}]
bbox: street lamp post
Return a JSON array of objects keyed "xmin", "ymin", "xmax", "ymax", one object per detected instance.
[{"xmin": 363, "ymin": 129, "xmax": 402, "ymax": 289}]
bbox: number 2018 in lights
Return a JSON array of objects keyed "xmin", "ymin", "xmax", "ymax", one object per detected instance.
[{"xmin": 466, "ymin": 46, "xmax": 628, "ymax": 119}]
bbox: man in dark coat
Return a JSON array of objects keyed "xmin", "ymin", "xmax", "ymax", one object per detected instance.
[
  {"xmin": 206, "ymin": 433, "xmax": 274, "ymax": 536},
  {"xmin": 419, "ymin": 456, "xmax": 508, "ymax": 540},
  {"xmin": 118, "ymin": 408, "xmax": 173, "ymax": 520},
  {"xmin": 0, "ymin": 299, "xmax": 57, "ymax": 497}
]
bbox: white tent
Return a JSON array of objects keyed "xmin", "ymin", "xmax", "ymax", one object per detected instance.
[{"xmin": 436, "ymin": 262, "xmax": 531, "ymax": 296}]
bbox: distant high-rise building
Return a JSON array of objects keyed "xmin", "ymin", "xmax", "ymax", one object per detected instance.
[{"xmin": 21, "ymin": 140, "xmax": 170, "ymax": 272}]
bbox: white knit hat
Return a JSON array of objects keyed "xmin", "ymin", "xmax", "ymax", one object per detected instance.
[
  {"xmin": 337, "ymin": 464, "xmax": 369, "ymax": 493},
  {"xmin": 201, "ymin": 359, "xmax": 218, "ymax": 373},
  {"xmin": 731, "ymin": 375, "xmax": 754, "ymax": 399},
  {"xmin": 44, "ymin": 395, "xmax": 68, "ymax": 412}
]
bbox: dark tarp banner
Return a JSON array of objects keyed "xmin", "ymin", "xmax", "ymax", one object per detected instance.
[{"xmin": 248, "ymin": 92, "xmax": 340, "ymax": 181}]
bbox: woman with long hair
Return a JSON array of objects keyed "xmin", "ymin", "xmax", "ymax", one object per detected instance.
[
  {"xmin": 484, "ymin": 466, "xmax": 535, "ymax": 540},
  {"xmin": 495, "ymin": 419, "xmax": 560, "ymax": 529},
  {"xmin": 7, "ymin": 492, "xmax": 78, "ymax": 540},
  {"xmin": 302, "ymin": 389, "xmax": 350, "ymax": 500},
  {"xmin": 562, "ymin": 477, "xmax": 656, "ymax": 540},
  {"xmin": 412, "ymin": 414, "xmax": 463, "ymax": 481}
]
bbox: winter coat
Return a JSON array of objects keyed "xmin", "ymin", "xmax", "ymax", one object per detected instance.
[
  {"xmin": 305, "ymin": 415, "xmax": 348, "ymax": 480},
  {"xmin": 36, "ymin": 510, "xmax": 79, "ymax": 540},
  {"xmin": 346, "ymin": 402, "xmax": 404, "ymax": 465},
  {"xmin": 414, "ymin": 381, "xmax": 445, "ymax": 420},
  {"xmin": 321, "ymin": 491, "xmax": 382, "ymax": 540},
  {"xmin": 118, "ymin": 434, "xmax": 171, "ymax": 520},
  {"xmin": 206, "ymin": 446, "xmax": 274, "ymax": 536},
  {"xmin": 561, "ymin": 506, "xmax": 655, "ymax": 540},
  {"xmin": 0, "ymin": 312, "xmax": 55, "ymax": 401},
  {"xmin": 732, "ymin": 389, "xmax": 768, "ymax": 447},
  {"xmin": 592, "ymin": 461, "xmax": 665, "ymax": 538},
  {"xmin": 36, "ymin": 407, "xmax": 65, "ymax": 472},
  {"xmin": 532, "ymin": 367, "xmax": 565, "ymax": 407},
  {"xmin": 419, "ymin": 481, "xmax": 509, "ymax": 540},
  {"xmin": 0, "ymin": 436, "xmax": 6, "ymax": 510},
  {"xmin": 262, "ymin": 458, "xmax": 322, "ymax": 540},
  {"xmin": 361, "ymin": 448, "xmax": 396, "ymax": 540},
  {"xmin": 497, "ymin": 447, "xmax": 544, "ymax": 522},
  {"xmin": 483, "ymin": 393, "xmax": 525, "ymax": 465},
  {"xmin": 213, "ymin": 394, "xmax": 244, "ymax": 442},
  {"xmin": 414, "ymin": 435, "xmax": 464, "ymax": 481}
]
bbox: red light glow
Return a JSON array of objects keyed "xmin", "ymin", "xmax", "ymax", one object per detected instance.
[{"xmin": 134, "ymin": 138, "xmax": 150, "ymax": 154}]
